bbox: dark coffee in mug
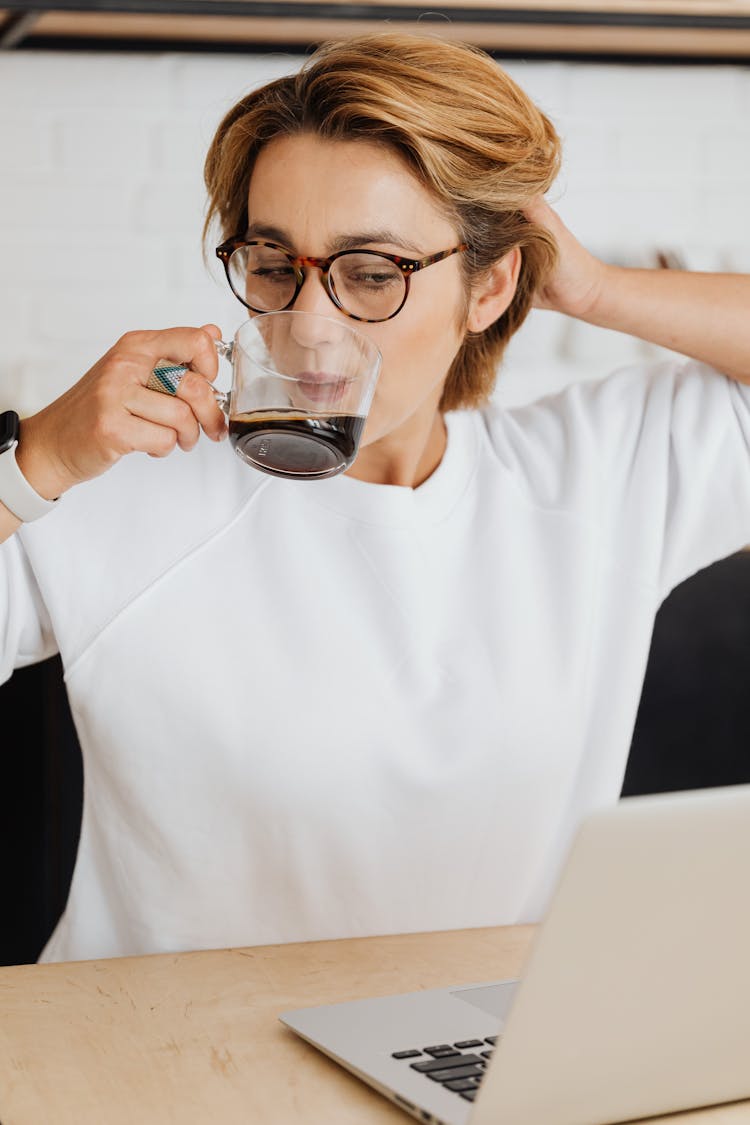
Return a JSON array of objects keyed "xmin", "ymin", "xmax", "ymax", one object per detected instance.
[{"xmin": 228, "ymin": 409, "xmax": 366, "ymax": 480}]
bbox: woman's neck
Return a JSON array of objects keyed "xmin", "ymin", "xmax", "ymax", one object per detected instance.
[{"xmin": 345, "ymin": 405, "xmax": 447, "ymax": 489}]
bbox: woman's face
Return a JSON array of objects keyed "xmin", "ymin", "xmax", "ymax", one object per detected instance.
[{"xmin": 244, "ymin": 133, "xmax": 471, "ymax": 450}]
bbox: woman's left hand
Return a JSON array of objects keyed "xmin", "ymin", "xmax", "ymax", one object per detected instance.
[{"xmin": 525, "ymin": 195, "xmax": 609, "ymax": 321}]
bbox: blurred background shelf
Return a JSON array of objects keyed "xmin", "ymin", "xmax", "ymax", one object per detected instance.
[{"xmin": 3, "ymin": 1, "xmax": 750, "ymax": 59}]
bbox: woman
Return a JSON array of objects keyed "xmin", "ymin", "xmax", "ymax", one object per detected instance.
[{"xmin": 1, "ymin": 32, "xmax": 749, "ymax": 964}]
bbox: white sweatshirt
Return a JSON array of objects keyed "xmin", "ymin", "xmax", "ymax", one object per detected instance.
[{"xmin": 3, "ymin": 358, "xmax": 750, "ymax": 964}]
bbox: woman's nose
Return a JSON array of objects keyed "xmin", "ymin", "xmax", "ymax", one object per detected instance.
[
  {"xmin": 292, "ymin": 268, "xmax": 337, "ymax": 321},
  {"xmin": 287, "ymin": 272, "xmax": 345, "ymax": 349}
]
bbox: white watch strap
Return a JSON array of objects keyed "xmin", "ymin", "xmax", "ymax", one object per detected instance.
[{"xmin": 0, "ymin": 440, "xmax": 57, "ymax": 522}]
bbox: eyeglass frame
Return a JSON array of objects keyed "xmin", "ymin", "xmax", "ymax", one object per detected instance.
[{"xmin": 215, "ymin": 237, "xmax": 469, "ymax": 324}]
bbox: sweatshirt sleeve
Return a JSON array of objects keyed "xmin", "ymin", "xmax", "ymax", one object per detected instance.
[
  {"xmin": 0, "ymin": 533, "xmax": 58, "ymax": 686},
  {"xmin": 487, "ymin": 357, "xmax": 750, "ymax": 601},
  {"xmin": 651, "ymin": 362, "xmax": 750, "ymax": 596}
]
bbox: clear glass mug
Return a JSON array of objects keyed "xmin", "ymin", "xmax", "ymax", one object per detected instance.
[
  {"xmin": 155, "ymin": 310, "xmax": 384, "ymax": 481},
  {"xmin": 153, "ymin": 310, "xmax": 382, "ymax": 481}
]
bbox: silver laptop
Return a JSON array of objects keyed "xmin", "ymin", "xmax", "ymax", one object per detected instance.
[{"xmin": 280, "ymin": 783, "xmax": 750, "ymax": 1125}]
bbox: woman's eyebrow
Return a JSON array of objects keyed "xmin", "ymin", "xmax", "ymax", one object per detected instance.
[
  {"xmin": 245, "ymin": 221, "xmax": 423, "ymax": 255},
  {"xmin": 244, "ymin": 221, "xmax": 292, "ymax": 245},
  {"xmin": 331, "ymin": 230, "xmax": 423, "ymax": 254}
]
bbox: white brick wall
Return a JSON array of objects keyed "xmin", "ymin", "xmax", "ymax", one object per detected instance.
[{"xmin": 1, "ymin": 49, "xmax": 749, "ymax": 415}]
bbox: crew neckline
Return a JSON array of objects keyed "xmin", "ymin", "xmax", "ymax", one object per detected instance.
[{"xmin": 299, "ymin": 408, "xmax": 480, "ymax": 527}]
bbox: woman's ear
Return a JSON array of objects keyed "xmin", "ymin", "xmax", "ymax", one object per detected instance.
[{"xmin": 466, "ymin": 247, "xmax": 522, "ymax": 333}]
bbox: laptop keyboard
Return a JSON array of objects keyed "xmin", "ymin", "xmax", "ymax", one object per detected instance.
[{"xmin": 391, "ymin": 1037, "xmax": 498, "ymax": 1103}]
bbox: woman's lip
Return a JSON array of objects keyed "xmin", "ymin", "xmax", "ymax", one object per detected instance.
[
  {"xmin": 296, "ymin": 372, "xmax": 352, "ymax": 405},
  {"xmin": 296, "ymin": 370, "xmax": 342, "ymax": 384}
]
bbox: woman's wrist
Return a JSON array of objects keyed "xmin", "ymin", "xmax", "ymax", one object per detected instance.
[
  {"xmin": 15, "ymin": 416, "xmax": 73, "ymax": 503},
  {"xmin": 572, "ymin": 260, "xmax": 619, "ymax": 326}
]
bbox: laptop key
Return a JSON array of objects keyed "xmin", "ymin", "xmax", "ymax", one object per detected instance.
[
  {"xmin": 425, "ymin": 1064, "xmax": 484, "ymax": 1083},
  {"xmin": 423, "ymin": 1046, "xmax": 460, "ymax": 1058},
  {"xmin": 481, "ymin": 1049, "xmax": 494, "ymax": 1059},
  {"xmin": 453, "ymin": 1039, "xmax": 483, "ymax": 1049},
  {"xmin": 484, "ymin": 1036, "xmax": 498, "ymax": 1045},
  {"xmin": 460, "ymin": 1089, "xmax": 478, "ymax": 1102},
  {"xmin": 392, "ymin": 1050, "xmax": 422, "ymax": 1060},
  {"xmin": 411, "ymin": 1053, "xmax": 483, "ymax": 1073},
  {"xmin": 443, "ymin": 1078, "xmax": 479, "ymax": 1092}
]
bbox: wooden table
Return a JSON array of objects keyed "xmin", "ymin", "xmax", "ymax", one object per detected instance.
[{"xmin": 0, "ymin": 925, "xmax": 747, "ymax": 1125}]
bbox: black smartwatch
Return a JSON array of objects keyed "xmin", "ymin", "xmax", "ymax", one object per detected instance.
[{"xmin": 0, "ymin": 409, "xmax": 57, "ymax": 522}]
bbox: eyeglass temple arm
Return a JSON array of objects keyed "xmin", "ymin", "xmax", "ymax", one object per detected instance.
[{"xmin": 414, "ymin": 244, "xmax": 468, "ymax": 271}]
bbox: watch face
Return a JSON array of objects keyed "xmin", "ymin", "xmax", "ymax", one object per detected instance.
[{"xmin": 0, "ymin": 410, "xmax": 20, "ymax": 454}]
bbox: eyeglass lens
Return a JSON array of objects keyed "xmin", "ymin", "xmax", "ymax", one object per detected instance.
[{"xmin": 227, "ymin": 245, "xmax": 407, "ymax": 321}]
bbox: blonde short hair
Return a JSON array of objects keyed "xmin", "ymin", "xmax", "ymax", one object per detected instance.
[{"xmin": 204, "ymin": 32, "xmax": 560, "ymax": 411}]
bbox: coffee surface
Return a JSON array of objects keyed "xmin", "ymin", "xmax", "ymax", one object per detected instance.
[{"xmin": 229, "ymin": 408, "xmax": 365, "ymax": 480}]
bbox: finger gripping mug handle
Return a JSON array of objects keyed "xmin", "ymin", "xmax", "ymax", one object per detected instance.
[{"xmin": 148, "ymin": 338, "xmax": 233, "ymax": 410}]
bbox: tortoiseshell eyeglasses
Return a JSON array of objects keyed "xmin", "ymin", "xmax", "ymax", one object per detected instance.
[{"xmin": 215, "ymin": 238, "xmax": 468, "ymax": 324}]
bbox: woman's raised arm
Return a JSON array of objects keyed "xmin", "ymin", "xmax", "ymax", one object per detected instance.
[{"xmin": 527, "ymin": 196, "xmax": 750, "ymax": 384}]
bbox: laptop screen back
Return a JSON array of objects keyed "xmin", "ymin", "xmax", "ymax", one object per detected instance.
[{"xmin": 471, "ymin": 784, "xmax": 750, "ymax": 1125}]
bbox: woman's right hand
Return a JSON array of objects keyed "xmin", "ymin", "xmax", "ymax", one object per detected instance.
[{"xmin": 15, "ymin": 324, "xmax": 228, "ymax": 503}]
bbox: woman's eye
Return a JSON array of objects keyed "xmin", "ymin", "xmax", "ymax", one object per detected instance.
[
  {"xmin": 251, "ymin": 266, "xmax": 295, "ymax": 283},
  {"xmin": 348, "ymin": 269, "xmax": 400, "ymax": 287}
]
